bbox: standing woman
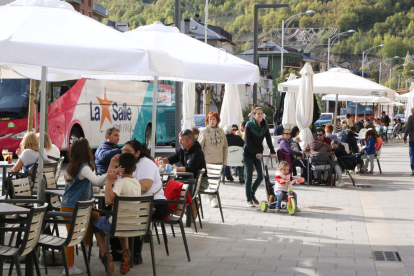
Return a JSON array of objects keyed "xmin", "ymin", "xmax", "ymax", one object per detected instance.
[
  {"xmin": 244, "ymin": 107, "xmax": 276, "ymax": 207},
  {"xmin": 198, "ymin": 111, "xmax": 228, "ymax": 208}
]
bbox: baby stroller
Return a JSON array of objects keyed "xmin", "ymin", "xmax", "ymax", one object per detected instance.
[{"xmin": 259, "ymin": 156, "xmax": 299, "ymax": 216}]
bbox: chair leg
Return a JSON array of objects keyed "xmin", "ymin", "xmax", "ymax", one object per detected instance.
[
  {"xmin": 33, "ymin": 251, "xmax": 41, "ymax": 276},
  {"xmin": 153, "ymin": 223, "xmax": 160, "ymax": 245},
  {"xmin": 198, "ymin": 193, "xmax": 204, "ymax": 219},
  {"xmin": 60, "ymin": 246, "xmax": 70, "ymax": 276},
  {"xmin": 160, "ymin": 223, "xmax": 169, "ymax": 256},
  {"xmin": 106, "ymin": 235, "xmax": 111, "ymax": 276},
  {"xmin": 148, "ymin": 231, "xmax": 157, "ymax": 276},
  {"xmin": 216, "ymin": 191, "xmax": 225, "ymax": 223},
  {"xmin": 377, "ymin": 159, "xmax": 382, "ymax": 174},
  {"xmin": 8, "ymin": 257, "xmax": 14, "ymax": 276},
  {"xmin": 347, "ymin": 171, "xmax": 355, "ymax": 186},
  {"xmin": 191, "ymin": 209, "xmax": 198, "ymax": 233},
  {"xmin": 80, "ymin": 242, "xmax": 91, "ymax": 276},
  {"xmin": 179, "ymin": 220, "xmax": 191, "ymax": 262},
  {"xmin": 194, "ymin": 199, "xmax": 203, "ymax": 229},
  {"xmin": 42, "ymin": 247, "xmax": 48, "ymax": 275},
  {"xmin": 88, "ymin": 229, "xmax": 93, "ymax": 264},
  {"xmin": 13, "ymin": 255, "xmax": 22, "ymax": 276},
  {"xmin": 75, "ymin": 244, "xmax": 78, "ymax": 256},
  {"xmin": 171, "ymin": 225, "xmax": 175, "ymax": 237},
  {"xmin": 130, "ymin": 237, "xmax": 134, "ymax": 268},
  {"xmin": 51, "ymin": 248, "xmax": 56, "ymax": 267}
]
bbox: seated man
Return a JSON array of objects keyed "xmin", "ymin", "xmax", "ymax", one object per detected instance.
[
  {"xmin": 330, "ymin": 140, "xmax": 349, "ymax": 187},
  {"xmin": 325, "ymin": 125, "xmax": 341, "ymax": 144},
  {"xmin": 95, "ymin": 127, "xmax": 122, "ymax": 173},
  {"xmin": 364, "ymin": 119, "xmax": 375, "ymax": 129},
  {"xmin": 155, "ymin": 129, "xmax": 208, "ymax": 186},
  {"xmin": 223, "ymin": 125, "xmax": 245, "ymax": 182},
  {"xmin": 394, "ymin": 119, "xmax": 402, "ymax": 137},
  {"xmin": 338, "ymin": 127, "xmax": 359, "ymax": 154},
  {"xmin": 316, "ymin": 128, "xmax": 332, "ymax": 145},
  {"xmin": 277, "ymin": 129, "xmax": 309, "ymax": 182},
  {"xmin": 355, "ymin": 119, "xmax": 364, "ymax": 133},
  {"xmin": 308, "ymin": 138, "xmax": 331, "ymax": 184}
]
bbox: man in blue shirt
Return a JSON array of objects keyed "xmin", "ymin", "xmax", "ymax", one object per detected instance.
[{"xmin": 95, "ymin": 127, "xmax": 122, "ymax": 173}]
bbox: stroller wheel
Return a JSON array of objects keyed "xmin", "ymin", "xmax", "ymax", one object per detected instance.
[{"xmin": 260, "ymin": 201, "xmax": 268, "ymax": 212}]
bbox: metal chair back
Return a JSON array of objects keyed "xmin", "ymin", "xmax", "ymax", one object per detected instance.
[
  {"xmin": 65, "ymin": 199, "xmax": 95, "ymax": 247},
  {"xmin": 110, "ymin": 195, "xmax": 154, "ymax": 238},
  {"xmin": 205, "ymin": 164, "xmax": 223, "ymax": 191},
  {"xmin": 48, "ymin": 156, "xmax": 65, "ymax": 184},
  {"xmin": 31, "ymin": 162, "xmax": 58, "ymax": 192},
  {"xmin": 192, "ymin": 169, "xmax": 205, "ymax": 201}
]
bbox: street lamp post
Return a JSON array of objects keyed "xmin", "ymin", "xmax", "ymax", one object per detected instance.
[
  {"xmin": 253, "ymin": 4, "xmax": 289, "ymax": 104},
  {"xmin": 389, "ymin": 63, "xmax": 406, "ymax": 89},
  {"xmin": 379, "ymin": 56, "xmax": 400, "ymax": 84},
  {"xmin": 361, "ymin": 44, "xmax": 385, "ymax": 78},
  {"xmin": 280, "ymin": 10, "xmax": 315, "ymax": 77},
  {"xmin": 325, "ymin": 30, "xmax": 355, "ymax": 70}
]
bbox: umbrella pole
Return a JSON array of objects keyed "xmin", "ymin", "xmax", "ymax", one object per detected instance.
[
  {"xmin": 151, "ymin": 77, "xmax": 159, "ymax": 158},
  {"xmin": 355, "ymin": 102, "xmax": 358, "ymax": 121},
  {"xmin": 27, "ymin": 80, "xmax": 36, "ymax": 132},
  {"xmin": 333, "ymin": 94, "xmax": 338, "ymax": 134},
  {"xmin": 36, "ymin": 66, "xmax": 47, "ymax": 204}
]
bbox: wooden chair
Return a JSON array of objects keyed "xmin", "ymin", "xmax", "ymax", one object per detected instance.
[
  {"xmin": 95, "ymin": 195, "xmax": 156, "ymax": 276},
  {"xmin": 152, "ymin": 184, "xmax": 191, "ymax": 262},
  {"xmin": 0, "ymin": 204, "xmax": 47, "ymax": 276},
  {"xmin": 47, "ymin": 156, "xmax": 65, "ymax": 186},
  {"xmin": 198, "ymin": 164, "xmax": 225, "ymax": 223},
  {"xmin": 38, "ymin": 199, "xmax": 95, "ymax": 276},
  {"xmin": 30, "ymin": 162, "xmax": 58, "ymax": 194}
]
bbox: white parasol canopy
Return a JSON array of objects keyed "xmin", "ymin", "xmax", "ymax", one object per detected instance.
[
  {"xmin": 279, "ymin": 68, "xmax": 396, "ymax": 100},
  {"xmin": 405, "ymin": 83, "xmax": 414, "ymax": 119},
  {"xmin": 296, "ymin": 63, "xmax": 314, "ymax": 149},
  {"xmin": 182, "ymin": 82, "xmax": 196, "ymax": 130},
  {"xmin": 219, "ymin": 83, "xmax": 244, "ymax": 128},
  {"xmin": 282, "ymin": 73, "xmax": 298, "ymax": 129},
  {"xmin": 101, "ymin": 21, "xmax": 260, "ymax": 84}
]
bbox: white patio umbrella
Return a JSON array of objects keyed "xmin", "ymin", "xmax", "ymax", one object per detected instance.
[
  {"xmin": 405, "ymin": 83, "xmax": 414, "ymax": 119},
  {"xmin": 182, "ymin": 82, "xmax": 196, "ymax": 130},
  {"xmin": 278, "ymin": 68, "xmax": 396, "ymax": 100},
  {"xmin": 96, "ymin": 21, "xmax": 260, "ymax": 84},
  {"xmin": 219, "ymin": 83, "xmax": 244, "ymax": 128},
  {"xmin": 282, "ymin": 73, "xmax": 297, "ymax": 129},
  {"xmin": 0, "ymin": 0, "xmax": 185, "ymax": 200},
  {"xmin": 296, "ymin": 63, "xmax": 314, "ymax": 149}
]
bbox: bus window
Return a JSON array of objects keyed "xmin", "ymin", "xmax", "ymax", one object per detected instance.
[
  {"xmin": 0, "ymin": 79, "xmax": 30, "ymax": 120},
  {"xmin": 49, "ymin": 80, "xmax": 77, "ymax": 105}
]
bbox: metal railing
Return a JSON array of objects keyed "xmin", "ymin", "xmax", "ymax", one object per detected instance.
[{"xmin": 93, "ymin": 3, "xmax": 108, "ymax": 16}]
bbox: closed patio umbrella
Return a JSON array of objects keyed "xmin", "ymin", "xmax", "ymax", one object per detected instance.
[
  {"xmin": 219, "ymin": 83, "xmax": 244, "ymax": 128},
  {"xmin": 282, "ymin": 73, "xmax": 297, "ymax": 129},
  {"xmin": 182, "ymin": 82, "xmax": 196, "ymax": 130},
  {"xmin": 405, "ymin": 83, "xmax": 414, "ymax": 119},
  {"xmin": 296, "ymin": 63, "xmax": 314, "ymax": 149}
]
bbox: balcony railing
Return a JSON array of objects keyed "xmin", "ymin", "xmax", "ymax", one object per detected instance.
[{"xmin": 93, "ymin": 3, "xmax": 108, "ymax": 17}]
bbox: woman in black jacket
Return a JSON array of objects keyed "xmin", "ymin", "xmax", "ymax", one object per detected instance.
[{"xmin": 243, "ymin": 107, "xmax": 276, "ymax": 207}]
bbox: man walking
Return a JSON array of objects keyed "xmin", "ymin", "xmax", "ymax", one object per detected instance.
[
  {"xmin": 404, "ymin": 108, "xmax": 414, "ymax": 175},
  {"xmin": 382, "ymin": 111, "xmax": 391, "ymax": 142}
]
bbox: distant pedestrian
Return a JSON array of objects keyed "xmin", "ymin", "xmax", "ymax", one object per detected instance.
[
  {"xmin": 273, "ymin": 108, "xmax": 278, "ymax": 135},
  {"xmin": 404, "ymin": 107, "xmax": 414, "ymax": 175}
]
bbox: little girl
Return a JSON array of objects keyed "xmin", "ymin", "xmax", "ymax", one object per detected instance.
[
  {"xmin": 60, "ymin": 138, "xmax": 108, "ymax": 275},
  {"xmin": 272, "ymin": 161, "xmax": 303, "ymax": 212},
  {"xmin": 361, "ymin": 130, "xmax": 376, "ymax": 175}
]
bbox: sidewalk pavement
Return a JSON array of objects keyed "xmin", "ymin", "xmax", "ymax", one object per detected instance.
[{"xmin": 9, "ymin": 139, "xmax": 414, "ymax": 276}]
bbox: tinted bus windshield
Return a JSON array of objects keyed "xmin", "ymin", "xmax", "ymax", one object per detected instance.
[{"xmin": 0, "ymin": 79, "xmax": 30, "ymax": 120}]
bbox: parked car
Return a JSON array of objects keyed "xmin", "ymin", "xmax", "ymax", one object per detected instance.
[
  {"xmin": 314, "ymin": 113, "xmax": 333, "ymax": 128},
  {"xmin": 395, "ymin": 114, "xmax": 405, "ymax": 123}
]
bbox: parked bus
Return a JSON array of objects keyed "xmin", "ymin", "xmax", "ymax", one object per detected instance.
[{"xmin": 0, "ymin": 78, "xmax": 176, "ymax": 154}]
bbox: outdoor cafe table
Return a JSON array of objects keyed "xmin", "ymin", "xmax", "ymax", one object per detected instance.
[
  {"xmin": 0, "ymin": 161, "xmax": 14, "ymax": 196},
  {"xmin": 0, "ymin": 203, "xmax": 32, "ymax": 276},
  {"xmin": 159, "ymin": 172, "xmax": 194, "ymax": 178}
]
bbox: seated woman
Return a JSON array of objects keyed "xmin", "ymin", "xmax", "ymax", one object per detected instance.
[
  {"xmin": 37, "ymin": 132, "xmax": 60, "ymax": 159},
  {"xmin": 12, "ymin": 131, "xmax": 49, "ymax": 173},
  {"xmin": 290, "ymin": 126, "xmax": 302, "ymax": 152}
]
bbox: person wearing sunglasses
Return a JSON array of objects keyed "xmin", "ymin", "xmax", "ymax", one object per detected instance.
[{"xmin": 315, "ymin": 128, "xmax": 332, "ymax": 145}]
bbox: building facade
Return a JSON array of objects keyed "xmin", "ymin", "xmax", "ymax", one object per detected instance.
[{"xmin": 64, "ymin": 0, "xmax": 108, "ymax": 22}]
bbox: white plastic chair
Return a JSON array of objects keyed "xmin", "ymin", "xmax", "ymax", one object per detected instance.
[
  {"xmin": 341, "ymin": 142, "xmax": 350, "ymax": 154},
  {"xmin": 227, "ymin": 146, "xmax": 243, "ymax": 167},
  {"xmin": 357, "ymin": 129, "xmax": 367, "ymax": 144},
  {"xmin": 374, "ymin": 145, "xmax": 383, "ymax": 174}
]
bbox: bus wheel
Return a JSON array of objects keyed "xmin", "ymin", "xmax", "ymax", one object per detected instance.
[
  {"xmin": 145, "ymin": 125, "xmax": 152, "ymax": 151},
  {"xmin": 69, "ymin": 127, "xmax": 82, "ymax": 146}
]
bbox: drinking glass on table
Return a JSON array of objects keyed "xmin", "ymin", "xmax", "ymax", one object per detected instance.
[
  {"xmin": 172, "ymin": 165, "xmax": 177, "ymax": 174},
  {"xmin": 7, "ymin": 152, "xmax": 12, "ymax": 164},
  {"xmin": 2, "ymin": 149, "xmax": 8, "ymax": 161}
]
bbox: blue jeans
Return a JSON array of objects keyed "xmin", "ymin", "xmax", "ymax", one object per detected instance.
[
  {"xmin": 243, "ymin": 155, "xmax": 263, "ymax": 201},
  {"xmin": 273, "ymin": 125, "xmax": 278, "ymax": 135},
  {"xmin": 409, "ymin": 141, "xmax": 414, "ymax": 171},
  {"xmin": 275, "ymin": 190, "xmax": 298, "ymax": 208},
  {"xmin": 292, "ymin": 159, "xmax": 310, "ymax": 180}
]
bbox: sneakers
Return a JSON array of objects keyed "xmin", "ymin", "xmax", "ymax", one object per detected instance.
[
  {"xmin": 275, "ymin": 207, "xmax": 281, "ymax": 213},
  {"xmin": 367, "ymin": 171, "xmax": 373, "ymax": 175},
  {"xmin": 252, "ymin": 196, "xmax": 260, "ymax": 205},
  {"xmin": 246, "ymin": 201, "xmax": 255, "ymax": 207},
  {"xmin": 120, "ymin": 249, "xmax": 131, "ymax": 275},
  {"xmin": 210, "ymin": 198, "xmax": 219, "ymax": 208},
  {"xmin": 101, "ymin": 253, "xmax": 114, "ymax": 276},
  {"xmin": 226, "ymin": 176, "xmax": 234, "ymax": 182},
  {"xmin": 336, "ymin": 180, "xmax": 345, "ymax": 187},
  {"xmin": 63, "ymin": 266, "xmax": 82, "ymax": 276}
]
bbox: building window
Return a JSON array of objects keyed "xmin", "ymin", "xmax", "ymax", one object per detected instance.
[
  {"xmin": 88, "ymin": 11, "xmax": 91, "ymax": 17},
  {"xmin": 88, "ymin": 0, "xmax": 91, "ymax": 7}
]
